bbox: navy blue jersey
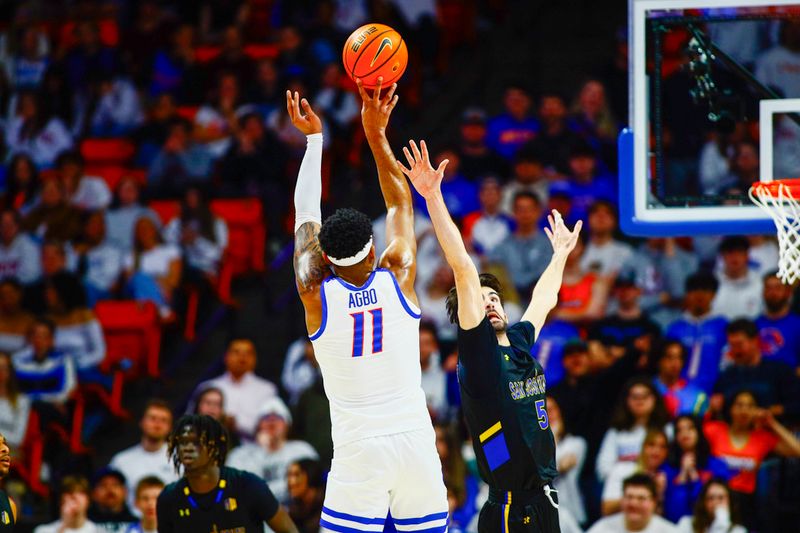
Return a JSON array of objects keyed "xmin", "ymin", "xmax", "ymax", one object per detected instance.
[
  {"xmin": 458, "ymin": 317, "xmax": 558, "ymax": 489},
  {"xmin": 0, "ymin": 490, "xmax": 12, "ymax": 531}
]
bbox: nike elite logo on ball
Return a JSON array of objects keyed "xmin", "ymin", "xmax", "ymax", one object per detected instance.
[{"xmin": 370, "ymin": 38, "xmax": 393, "ymax": 67}]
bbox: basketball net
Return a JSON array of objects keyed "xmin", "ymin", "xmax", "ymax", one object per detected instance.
[{"xmin": 749, "ymin": 180, "xmax": 800, "ymax": 284}]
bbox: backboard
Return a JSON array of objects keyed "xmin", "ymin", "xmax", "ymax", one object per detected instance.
[{"xmin": 623, "ymin": 0, "xmax": 800, "ymax": 236}]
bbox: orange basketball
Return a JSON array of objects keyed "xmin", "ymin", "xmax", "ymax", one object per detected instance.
[{"xmin": 343, "ymin": 23, "xmax": 407, "ymax": 89}]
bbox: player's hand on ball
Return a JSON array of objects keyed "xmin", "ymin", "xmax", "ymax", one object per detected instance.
[
  {"xmin": 544, "ymin": 210, "xmax": 582, "ymax": 258},
  {"xmin": 397, "ymin": 140, "xmax": 448, "ymax": 199},
  {"xmin": 286, "ymin": 90, "xmax": 322, "ymax": 135},
  {"xmin": 357, "ymin": 77, "xmax": 398, "ymax": 135}
]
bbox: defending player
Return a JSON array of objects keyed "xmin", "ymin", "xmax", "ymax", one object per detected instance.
[
  {"xmin": 0, "ymin": 433, "xmax": 16, "ymax": 531},
  {"xmin": 399, "ymin": 140, "xmax": 582, "ymax": 533},
  {"xmin": 288, "ymin": 80, "xmax": 448, "ymax": 530},
  {"xmin": 156, "ymin": 415, "xmax": 297, "ymax": 533}
]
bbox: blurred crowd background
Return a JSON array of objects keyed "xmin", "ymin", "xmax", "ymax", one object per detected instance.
[{"xmin": 0, "ymin": 1, "xmax": 799, "ymax": 532}]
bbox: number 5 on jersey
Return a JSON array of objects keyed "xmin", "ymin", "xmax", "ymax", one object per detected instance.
[{"xmin": 350, "ymin": 308, "xmax": 383, "ymax": 357}]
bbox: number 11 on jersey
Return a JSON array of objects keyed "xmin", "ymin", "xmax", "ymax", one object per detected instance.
[{"xmin": 351, "ymin": 308, "xmax": 383, "ymax": 357}]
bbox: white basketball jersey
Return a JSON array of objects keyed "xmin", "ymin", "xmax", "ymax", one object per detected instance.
[{"xmin": 309, "ymin": 268, "xmax": 430, "ymax": 448}]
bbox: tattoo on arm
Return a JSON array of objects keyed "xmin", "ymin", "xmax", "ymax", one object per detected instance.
[{"xmin": 293, "ymin": 222, "xmax": 328, "ymax": 294}]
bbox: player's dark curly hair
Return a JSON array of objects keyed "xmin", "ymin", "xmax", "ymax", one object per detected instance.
[
  {"xmin": 167, "ymin": 414, "xmax": 229, "ymax": 473},
  {"xmin": 445, "ymin": 273, "xmax": 503, "ymax": 325},
  {"xmin": 318, "ymin": 208, "xmax": 373, "ymax": 262}
]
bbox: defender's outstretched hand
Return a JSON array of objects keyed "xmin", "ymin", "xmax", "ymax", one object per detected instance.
[
  {"xmin": 397, "ymin": 140, "xmax": 449, "ymax": 199},
  {"xmin": 543, "ymin": 210, "xmax": 582, "ymax": 257},
  {"xmin": 286, "ymin": 90, "xmax": 322, "ymax": 135},
  {"xmin": 357, "ymin": 77, "xmax": 398, "ymax": 135}
]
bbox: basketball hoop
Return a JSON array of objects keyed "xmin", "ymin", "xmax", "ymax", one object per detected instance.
[{"xmin": 749, "ymin": 179, "xmax": 800, "ymax": 284}]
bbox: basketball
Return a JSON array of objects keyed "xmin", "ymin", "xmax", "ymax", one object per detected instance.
[{"xmin": 343, "ymin": 23, "xmax": 407, "ymax": 89}]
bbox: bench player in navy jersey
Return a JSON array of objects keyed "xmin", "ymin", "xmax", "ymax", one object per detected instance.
[
  {"xmin": 156, "ymin": 415, "xmax": 297, "ymax": 533},
  {"xmin": 288, "ymin": 79, "xmax": 448, "ymax": 530},
  {"xmin": 399, "ymin": 140, "xmax": 582, "ymax": 533},
  {"xmin": 0, "ymin": 433, "xmax": 15, "ymax": 531}
]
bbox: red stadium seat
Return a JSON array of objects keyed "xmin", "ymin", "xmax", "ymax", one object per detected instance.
[
  {"xmin": 95, "ymin": 300, "xmax": 162, "ymax": 379},
  {"xmin": 211, "ymin": 199, "xmax": 266, "ymax": 275},
  {"xmin": 85, "ymin": 166, "xmax": 147, "ymax": 191},
  {"xmin": 176, "ymin": 105, "xmax": 200, "ymax": 122},
  {"xmin": 244, "ymin": 43, "xmax": 279, "ymax": 60},
  {"xmin": 59, "ymin": 19, "xmax": 119, "ymax": 49},
  {"xmin": 195, "ymin": 45, "xmax": 221, "ymax": 62},
  {"xmin": 149, "ymin": 200, "xmax": 180, "ymax": 226},
  {"xmin": 11, "ymin": 410, "xmax": 48, "ymax": 498},
  {"xmin": 80, "ymin": 139, "xmax": 136, "ymax": 166}
]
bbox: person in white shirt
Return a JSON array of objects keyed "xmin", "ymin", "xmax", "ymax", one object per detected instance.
[
  {"xmin": 711, "ymin": 236, "xmax": 763, "ymax": 320},
  {"xmin": 34, "ymin": 475, "xmax": 101, "ymax": 533},
  {"xmin": 196, "ymin": 338, "xmax": 278, "ymax": 438},
  {"xmin": 105, "ymin": 178, "xmax": 161, "ymax": 253},
  {"xmin": 109, "ymin": 400, "xmax": 178, "ymax": 511},
  {"xmin": 56, "ymin": 151, "xmax": 112, "ymax": 211},
  {"xmin": 548, "ymin": 396, "xmax": 588, "ymax": 526},
  {"xmin": 67, "ymin": 211, "xmax": 123, "ymax": 305},
  {"xmin": 676, "ymin": 479, "xmax": 746, "ymax": 533},
  {"xmin": 124, "ymin": 217, "xmax": 182, "ymax": 316},
  {"xmin": 580, "ymin": 200, "xmax": 633, "ymax": 276},
  {"xmin": 0, "ymin": 209, "xmax": 41, "ymax": 285},
  {"xmin": 463, "ymin": 176, "xmax": 513, "ymax": 257},
  {"xmin": 419, "ymin": 321, "xmax": 449, "ymax": 421},
  {"xmin": 6, "ymin": 91, "xmax": 73, "ymax": 168},
  {"xmin": 756, "ymin": 20, "xmax": 800, "ymax": 98},
  {"xmin": 226, "ymin": 397, "xmax": 318, "ymax": 504},
  {"xmin": 89, "ymin": 75, "xmax": 144, "ymax": 137},
  {"xmin": 124, "ymin": 477, "xmax": 164, "ymax": 533},
  {"xmin": 587, "ymin": 474, "xmax": 678, "ymax": 533}
]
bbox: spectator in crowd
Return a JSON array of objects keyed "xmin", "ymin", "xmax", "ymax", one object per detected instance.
[
  {"xmin": 711, "ymin": 236, "xmax": 762, "ymax": 320},
  {"xmin": 286, "ymin": 459, "xmax": 325, "ymax": 533},
  {"xmin": 22, "ymin": 178, "xmax": 83, "ymax": 242},
  {"xmin": 163, "ymin": 186, "xmax": 228, "ymax": 281},
  {"xmin": 665, "ymin": 272, "xmax": 728, "ymax": 394},
  {"xmin": 0, "ymin": 279, "xmax": 34, "ymax": 354},
  {"xmin": 56, "ymin": 151, "xmax": 112, "ymax": 212},
  {"xmin": 548, "ymin": 396, "xmax": 587, "ymax": 526},
  {"xmin": 625, "ymin": 238, "xmax": 699, "ymax": 327},
  {"xmin": 457, "ymin": 108, "xmax": 508, "ymax": 182},
  {"xmin": 197, "ymin": 338, "xmax": 278, "ymax": 438},
  {"xmin": 486, "ymin": 84, "xmax": 539, "ymax": 160},
  {"xmin": 587, "ymin": 474, "xmax": 677, "ymax": 533},
  {"xmin": 0, "ymin": 351, "xmax": 31, "ymax": 451},
  {"xmin": 756, "ymin": 270, "xmax": 800, "ymax": 370},
  {"xmin": 39, "ymin": 66, "xmax": 83, "ymax": 137},
  {"xmin": 149, "ymin": 24, "xmax": 205, "ymax": 104},
  {"xmin": 570, "ymin": 79, "xmax": 619, "ymax": 163},
  {"xmin": 227, "ymin": 397, "xmax": 318, "ymax": 504},
  {"xmin": 488, "ymin": 191, "xmax": 551, "ymax": 297},
  {"xmin": 1, "ymin": 153, "xmax": 40, "ymax": 214},
  {"xmin": 554, "ymin": 233, "xmax": 611, "ymax": 324},
  {"xmin": 105, "ymin": 177, "xmax": 161, "ymax": 253},
  {"xmin": 419, "ymin": 321, "xmax": 448, "ymax": 421},
  {"xmin": 589, "ymin": 271, "xmax": 661, "ymax": 358},
  {"xmin": 530, "ymin": 318, "xmax": 581, "ymax": 385},
  {"xmin": 676, "ymin": 479, "xmax": 746, "ymax": 533},
  {"xmin": 417, "ymin": 260, "xmax": 460, "ymax": 345},
  {"xmin": 525, "ymin": 92, "xmax": 581, "ymax": 174},
  {"xmin": 0, "ymin": 209, "xmax": 41, "ymax": 284},
  {"xmin": 134, "ymin": 93, "xmax": 179, "ymax": 167},
  {"xmin": 88, "ymin": 468, "xmax": 137, "ymax": 533},
  {"xmin": 719, "ymin": 141, "xmax": 760, "ymax": 196},
  {"xmin": 596, "ymin": 377, "xmax": 670, "ymax": 482},
  {"xmin": 756, "ymin": 20, "xmax": 800, "ymax": 99},
  {"xmin": 663, "ymin": 416, "xmax": 730, "ymax": 523},
  {"xmin": 186, "ymin": 384, "xmax": 239, "ymax": 448},
  {"xmin": 34, "ymin": 475, "xmax": 100, "ymax": 533},
  {"xmin": 4, "ymin": 26, "xmax": 49, "ymax": 90},
  {"xmin": 580, "ymin": 200, "xmax": 633, "ymax": 276},
  {"xmin": 653, "ymin": 340, "xmax": 708, "ymax": 419},
  {"xmin": 88, "ymin": 73, "xmax": 144, "ymax": 137},
  {"xmin": 556, "ymin": 141, "xmax": 617, "ymax": 225},
  {"xmin": 293, "ymin": 369, "xmax": 333, "ymax": 467},
  {"xmin": 123, "ymin": 217, "xmax": 182, "ymax": 316},
  {"xmin": 5, "ymin": 90, "xmax": 73, "ymax": 168},
  {"xmin": 120, "ymin": 0, "xmax": 174, "ymax": 87},
  {"xmin": 63, "ymin": 21, "xmax": 119, "ymax": 96},
  {"xmin": 746, "ymin": 235, "xmax": 778, "ymax": 276},
  {"xmin": 126, "ymin": 476, "xmax": 164, "ymax": 533},
  {"xmin": 462, "ymin": 177, "xmax": 513, "ymax": 257},
  {"xmin": 281, "ymin": 339, "xmax": 320, "ymax": 407},
  {"xmin": 246, "ymin": 58, "xmax": 283, "ymax": 116},
  {"xmin": 147, "ymin": 118, "xmax": 213, "ymax": 199},
  {"xmin": 500, "ymin": 148, "xmax": 550, "ymax": 214},
  {"xmin": 414, "ymin": 148, "xmax": 478, "ymax": 221},
  {"xmin": 193, "ymin": 71, "xmax": 243, "ymax": 159},
  {"xmin": 12, "ymin": 317, "xmax": 76, "ymax": 406},
  {"xmin": 207, "ymin": 26, "xmax": 255, "ymax": 86},
  {"xmin": 46, "ymin": 272, "xmax": 107, "ymax": 384},
  {"xmin": 68, "ymin": 211, "xmax": 123, "ymax": 305},
  {"xmin": 109, "ymin": 399, "xmax": 179, "ymax": 509},
  {"xmin": 704, "ymin": 390, "xmax": 800, "ymax": 528},
  {"xmin": 313, "ymin": 63, "xmax": 358, "ymax": 136},
  {"xmin": 602, "ymin": 428, "xmax": 669, "ymax": 516},
  {"xmin": 711, "ymin": 319, "xmax": 800, "ymax": 420},
  {"xmin": 24, "ymin": 240, "xmax": 82, "ymax": 315}
]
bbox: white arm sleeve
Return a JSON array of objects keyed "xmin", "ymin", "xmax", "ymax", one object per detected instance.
[{"xmin": 294, "ymin": 133, "xmax": 323, "ymax": 233}]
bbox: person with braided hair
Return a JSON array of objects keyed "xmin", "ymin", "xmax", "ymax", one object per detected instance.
[{"xmin": 156, "ymin": 414, "xmax": 297, "ymax": 533}]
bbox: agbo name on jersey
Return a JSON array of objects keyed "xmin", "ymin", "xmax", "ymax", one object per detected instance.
[{"xmin": 349, "ymin": 288, "xmax": 379, "ymax": 308}]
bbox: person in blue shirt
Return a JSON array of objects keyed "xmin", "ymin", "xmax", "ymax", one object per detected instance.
[
  {"xmin": 665, "ymin": 272, "xmax": 728, "ymax": 393},
  {"xmin": 652, "ymin": 340, "xmax": 708, "ymax": 418},
  {"xmin": 486, "ymin": 85, "xmax": 540, "ymax": 160},
  {"xmin": 530, "ymin": 320, "xmax": 581, "ymax": 386},
  {"xmin": 12, "ymin": 317, "xmax": 76, "ymax": 406},
  {"xmin": 552, "ymin": 142, "xmax": 617, "ymax": 225},
  {"xmin": 412, "ymin": 148, "xmax": 478, "ymax": 222},
  {"xmin": 756, "ymin": 270, "xmax": 800, "ymax": 371}
]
